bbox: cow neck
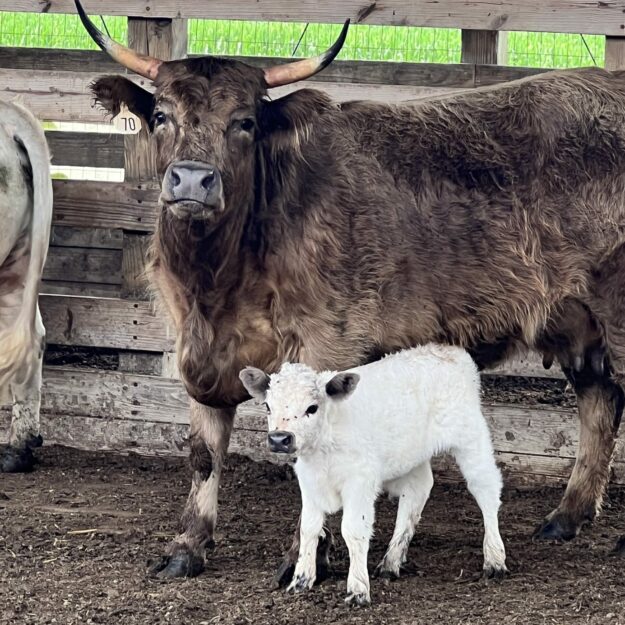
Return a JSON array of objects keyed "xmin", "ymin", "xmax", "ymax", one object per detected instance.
[{"xmin": 156, "ymin": 204, "xmax": 249, "ymax": 297}]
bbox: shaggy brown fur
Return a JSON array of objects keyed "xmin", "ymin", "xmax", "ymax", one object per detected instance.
[{"xmin": 92, "ymin": 63, "xmax": 625, "ymax": 578}]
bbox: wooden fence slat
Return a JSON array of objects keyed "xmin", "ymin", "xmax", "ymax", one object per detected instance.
[
  {"xmin": 52, "ymin": 179, "xmax": 160, "ymax": 232},
  {"xmin": 50, "ymin": 226, "xmax": 123, "ymax": 250},
  {"xmin": 46, "ymin": 130, "xmax": 123, "ymax": 168},
  {"xmin": 1, "ymin": 1, "xmax": 624, "ymax": 35},
  {"xmin": 40, "ymin": 295, "xmax": 175, "ymax": 352},
  {"xmin": 43, "ymin": 247, "xmax": 122, "ymax": 285},
  {"xmin": 605, "ymin": 37, "xmax": 625, "ymax": 71},
  {"xmin": 461, "ymin": 30, "xmax": 500, "ymax": 65},
  {"xmin": 40, "ymin": 281, "xmax": 121, "ymax": 298}
]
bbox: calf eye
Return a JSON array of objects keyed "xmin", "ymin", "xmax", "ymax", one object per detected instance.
[
  {"xmin": 154, "ymin": 111, "xmax": 167, "ymax": 126},
  {"xmin": 306, "ymin": 404, "xmax": 318, "ymax": 415},
  {"xmin": 239, "ymin": 118, "xmax": 255, "ymax": 132}
]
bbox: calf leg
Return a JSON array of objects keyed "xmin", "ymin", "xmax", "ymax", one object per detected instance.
[
  {"xmin": 375, "ymin": 461, "xmax": 434, "ymax": 578},
  {"xmin": 453, "ymin": 432, "xmax": 507, "ymax": 577},
  {"xmin": 274, "ymin": 515, "xmax": 333, "ymax": 588},
  {"xmin": 1, "ymin": 306, "xmax": 44, "ymax": 473},
  {"xmin": 150, "ymin": 400, "xmax": 234, "ymax": 578},
  {"xmin": 341, "ymin": 482, "xmax": 376, "ymax": 607},
  {"xmin": 287, "ymin": 495, "xmax": 325, "ymax": 593}
]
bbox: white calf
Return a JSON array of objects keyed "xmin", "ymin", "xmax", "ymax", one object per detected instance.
[
  {"xmin": 240, "ymin": 344, "xmax": 507, "ymax": 606},
  {"xmin": 0, "ymin": 101, "xmax": 52, "ymax": 473}
]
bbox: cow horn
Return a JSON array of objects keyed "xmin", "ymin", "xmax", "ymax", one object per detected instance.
[
  {"xmin": 75, "ymin": 0, "xmax": 163, "ymax": 80},
  {"xmin": 263, "ymin": 20, "xmax": 350, "ymax": 88}
]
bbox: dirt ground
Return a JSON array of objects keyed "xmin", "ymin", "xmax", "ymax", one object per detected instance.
[{"xmin": 2, "ymin": 445, "xmax": 625, "ymax": 625}]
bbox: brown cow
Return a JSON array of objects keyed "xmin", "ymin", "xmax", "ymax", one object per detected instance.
[{"xmin": 77, "ymin": 1, "xmax": 625, "ymax": 582}]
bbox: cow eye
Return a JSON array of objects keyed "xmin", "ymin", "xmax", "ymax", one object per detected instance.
[
  {"xmin": 239, "ymin": 118, "xmax": 255, "ymax": 133},
  {"xmin": 154, "ymin": 111, "xmax": 167, "ymax": 126},
  {"xmin": 306, "ymin": 404, "xmax": 318, "ymax": 415}
]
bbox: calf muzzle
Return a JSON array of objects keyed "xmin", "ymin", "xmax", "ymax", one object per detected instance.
[{"xmin": 267, "ymin": 431, "xmax": 296, "ymax": 454}]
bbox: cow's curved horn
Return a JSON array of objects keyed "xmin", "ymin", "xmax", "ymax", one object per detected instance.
[
  {"xmin": 263, "ymin": 20, "xmax": 350, "ymax": 88},
  {"xmin": 75, "ymin": 0, "xmax": 163, "ymax": 80}
]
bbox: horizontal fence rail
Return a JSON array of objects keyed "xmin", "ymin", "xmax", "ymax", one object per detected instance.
[{"xmin": 1, "ymin": 1, "xmax": 625, "ymax": 35}]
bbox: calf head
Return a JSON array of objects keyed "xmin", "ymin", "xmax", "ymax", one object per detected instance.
[
  {"xmin": 76, "ymin": 0, "xmax": 348, "ymax": 225},
  {"xmin": 239, "ymin": 363, "xmax": 360, "ymax": 455}
]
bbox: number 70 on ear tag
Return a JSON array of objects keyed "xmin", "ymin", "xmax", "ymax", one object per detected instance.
[{"xmin": 113, "ymin": 104, "xmax": 142, "ymax": 134}]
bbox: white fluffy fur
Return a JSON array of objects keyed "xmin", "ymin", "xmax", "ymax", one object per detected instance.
[{"xmin": 246, "ymin": 344, "xmax": 507, "ymax": 606}]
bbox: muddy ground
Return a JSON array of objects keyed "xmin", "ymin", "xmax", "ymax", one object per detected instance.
[{"xmin": 2, "ymin": 445, "xmax": 625, "ymax": 625}]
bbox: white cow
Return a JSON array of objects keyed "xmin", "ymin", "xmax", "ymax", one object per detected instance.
[
  {"xmin": 240, "ymin": 344, "xmax": 507, "ymax": 606},
  {"xmin": 0, "ymin": 101, "xmax": 52, "ymax": 473}
]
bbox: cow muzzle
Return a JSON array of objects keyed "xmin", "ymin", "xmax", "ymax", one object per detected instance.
[
  {"xmin": 161, "ymin": 160, "xmax": 224, "ymax": 218},
  {"xmin": 267, "ymin": 430, "xmax": 296, "ymax": 454}
]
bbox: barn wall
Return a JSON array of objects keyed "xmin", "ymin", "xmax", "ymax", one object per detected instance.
[{"xmin": 0, "ymin": 1, "xmax": 622, "ymax": 485}]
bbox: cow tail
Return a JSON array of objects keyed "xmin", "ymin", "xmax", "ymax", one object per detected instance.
[{"xmin": 0, "ymin": 101, "xmax": 52, "ymax": 389}]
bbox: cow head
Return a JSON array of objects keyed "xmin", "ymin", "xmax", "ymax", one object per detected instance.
[
  {"xmin": 76, "ymin": 1, "xmax": 348, "ymax": 224},
  {"xmin": 239, "ymin": 363, "xmax": 360, "ymax": 455}
]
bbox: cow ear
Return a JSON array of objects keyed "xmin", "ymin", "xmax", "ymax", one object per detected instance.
[
  {"xmin": 239, "ymin": 367, "xmax": 270, "ymax": 399},
  {"xmin": 91, "ymin": 76, "xmax": 155, "ymax": 129},
  {"xmin": 325, "ymin": 373, "xmax": 360, "ymax": 400}
]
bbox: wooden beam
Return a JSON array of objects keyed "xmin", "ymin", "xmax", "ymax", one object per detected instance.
[
  {"xmin": 43, "ymin": 247, "xmax": 122, "ymax": 285},
  {"xmin": 50, "ymin": 226, "xmax": 123, "ymax": 250},
  {"xmin": 1, "ymin": 1, "xmax": 625, "ymax": 35},
  {"xmin": 605, "ymin": 37, "xmax": 625, "ymax": 71},
  {"xmin": 0, "ymin": 47, "xmax": 545, "ymax": 88},
  {"xmin": 40, "ymin": 295, "xmax": 175, "ymax": 352},
  {"xmin": 461, "ymin": 30, "xmax": 500, "ymax": 64}
]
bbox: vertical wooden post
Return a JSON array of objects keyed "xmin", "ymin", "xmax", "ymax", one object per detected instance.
[
  {"xmin": 461, "ymin": 29, "xmax": 501, "ymax": 65},
  {"xmin": 605, "ymin": 37, "xmax": 625, "ymax": 70},
  {"xmin": 120, "ymin": 17, "xmax": 187, "ymax": 375}
]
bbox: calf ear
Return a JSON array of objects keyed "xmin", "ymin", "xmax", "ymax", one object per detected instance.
[
  {"xmin": 325, "ymin": 373, "xmax": 360, "ymax": 400},
  {"xmin": 91, "ymin": 76, "xmax": 155, "ymax": 129},
  {"xmin": 239, "ymin": 367, "xmax": 270, "ymax": 399}
]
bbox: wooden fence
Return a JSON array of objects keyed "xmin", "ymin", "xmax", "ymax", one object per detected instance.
[{"xmin": 0, "ymin": 1, "xmax": 624, "ymax": 485}]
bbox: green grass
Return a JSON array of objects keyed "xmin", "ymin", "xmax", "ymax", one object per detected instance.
[{"xmin": 0, "ymin": 12, "xmax": 605, "ymax": 68}]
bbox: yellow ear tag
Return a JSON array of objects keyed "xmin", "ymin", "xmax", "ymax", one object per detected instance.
[{"xmin": 113, "ymin": 104, "xmax": 142, "ymax": 134}]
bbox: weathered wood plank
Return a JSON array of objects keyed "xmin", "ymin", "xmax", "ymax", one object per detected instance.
[
  {"xmin": 43, "ymin": 247, "xmax": 122, "ymax": 285},
  {"xmin": 50, "ymin": 226, "xmax": 123, "ymax": 250},
  {"xmin": 120, "ymin": 233, "xmax": 150, "ymax": 299},
  {"xmin": 606, "ymin": 37, "xmax": 625, "ymax": 71},
  {"xmin": 52, "ymin": 179, "xmax": 160, "ymax": 232},
  {"xmin": 461, "ymin": 30, "xmax": 500, "ymax": 64},
  {"xmin": 40, "ymin": 281, "xmax": 121, "ymax": 298},
  {"xmin": 40, "ymin": 295, "xmax": 175, "ymax": 351},
  {"xmin": 1, "ymin": 1, "xmax": 624, "ymax": 35},
  {"xmin": 0, "ymin": 47, "xmax": 548, "ymax": 88},
  {"xmin": 46, "ymin": 130, "xmax": 123, "ymax": 168}
]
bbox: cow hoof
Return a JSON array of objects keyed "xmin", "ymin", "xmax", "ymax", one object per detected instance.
[
  {"xmin": 148, "ymin": 547, "xmax": 205, "ymax": 578},
  {"xmin": 483, "ymin": 565, "xmax": 507, "ymax": 581},
  {"xmin": 372, "ymin": 563, "xmax": 400, "ymax": 580},
  {"xmin": 1, "ymin": 445, "xmax": 36, "ymax": 473},
  {"xmin": 345, "ymin": 592, "xmax": 371, "ymax": 607},
  {"xmin": 534, "ymin": 511, "xmax": 581, "ymax": 542}
]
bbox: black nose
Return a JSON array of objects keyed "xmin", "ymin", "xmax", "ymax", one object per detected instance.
[
  {"xmin": 162, "ymin": 160, "xmax": 222, "ymax": 206},
  {"xmin": 267, "ymin": 431, "xmax": 295, "ymax": 454}
]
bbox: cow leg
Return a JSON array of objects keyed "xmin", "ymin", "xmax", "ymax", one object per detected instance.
[
  {"xmin": 149, "ymin": 400, "xmax": 234, "ymax": 578},
  {"xmin": 374, "ymin": 461, "xmax": 433, "ymax": 579},
  {"xmin": 1, "ymin": 306, "xmax": 44, "ymax": 473},
  {"xmin": 535, "ymin": 367, "xmax": 623, "ymax": 541}
]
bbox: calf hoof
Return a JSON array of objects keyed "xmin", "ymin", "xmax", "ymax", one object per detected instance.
[
  {"xmin": 287, "ymin": 573, "xmax": 315, "ymax": 594},
  {"xmin": 148, "ymin": 546, "xmax": 205, "ymax": 578},
  {"xmin": 345, "ymin": 592, "xmax": 371, "ymax": 608},
  {"xmin": 1, "ymin": 445, "xmax": 36, "ymax": 473},
  {"xmin": 274, "ymin": 555, "xmax": 329, "ymax": 589},
  {"xmin": 533, "ymin": 510, "xmax": 583, "ymax": 542}
]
